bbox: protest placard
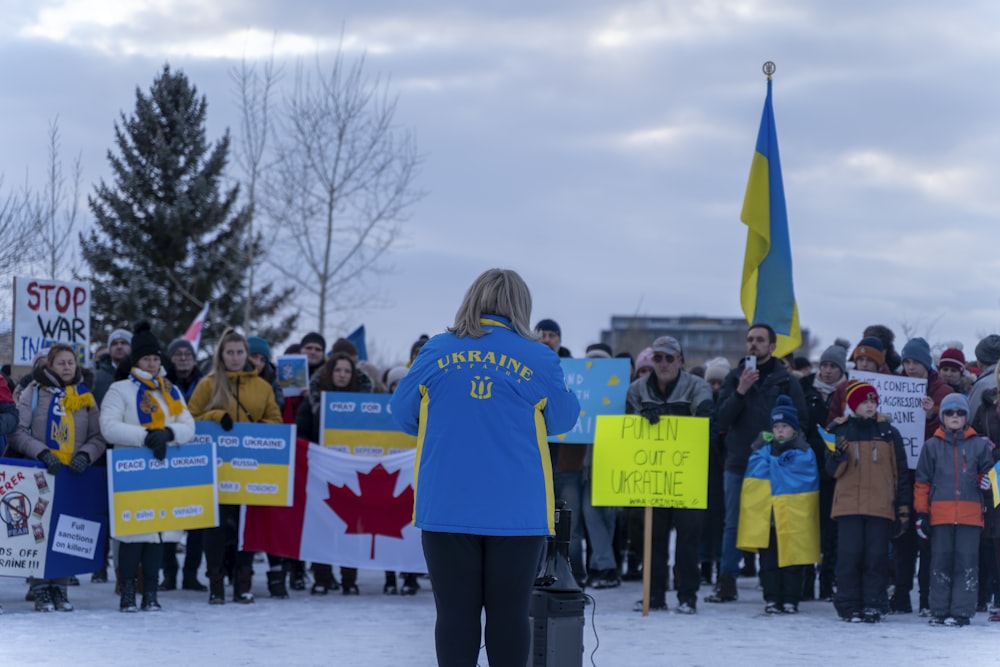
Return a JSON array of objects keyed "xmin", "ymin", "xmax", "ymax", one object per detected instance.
[
  {"xmin": 11, "ymin": 277, "xmax": 90, "ymax": 365},
  {"xmin": 192, "ymin": 421, "xmax": 295, "ymax": 506},
  {"xmin": 848, "ymin": 370, "xmax": 927, "ymax": 468},
  {"xmin": 551, "ymin": 358, "xmax": 630, "ymax": 444},
  {"xmin": 320, "ymin": 391, "xmax": 416, "ymax": 455},
  {"xmin": 108, "ymin": 442, "xmax": 218, "ymax": 537},
  {"xmin": 0, "ymin": 458, "xmax": 108, "ymax": 578},
  {"xmin": 277, "ymin": 354, "xmax": 310, "ymax": 397},
  {"xmin": 590, "ymin": 414, "xmax": 709, "ymax": 509}
]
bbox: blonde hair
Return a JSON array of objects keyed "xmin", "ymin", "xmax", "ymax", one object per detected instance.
[
  {"xmin": 448, "ymin": 268, "xmax": 537, "ymax": 340},
  {"xmin": 205, "ymin": 328, "xmax": 249, "ymax": 412}
]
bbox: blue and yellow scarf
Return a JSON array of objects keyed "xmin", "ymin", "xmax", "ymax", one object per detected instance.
[
  {"xmin": 46, "ymin": 383, "xmax": 96, "ymax": 464},
  {"xmin": 130, "ymin": 370, "xmax": 186, "ymax": 429}
]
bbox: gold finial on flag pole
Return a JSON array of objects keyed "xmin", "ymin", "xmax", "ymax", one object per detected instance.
[{"xmin": 762, "ymin": 61, "xmax": 776, "ymax": 80}]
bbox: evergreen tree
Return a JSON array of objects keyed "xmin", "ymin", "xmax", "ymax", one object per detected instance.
[{"xmin": 81, "ymin": 64, "xmax": 296, "ymax": 346}]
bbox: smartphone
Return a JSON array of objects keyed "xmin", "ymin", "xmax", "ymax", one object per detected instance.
[{"xmin": 744, "ymin": 355, "xmax": 757, "ymax": 371}]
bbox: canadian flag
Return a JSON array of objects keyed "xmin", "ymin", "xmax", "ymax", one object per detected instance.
[
  {"xmin": 241, "ymin": 439, "xmax": 426, "ymax": 572},
  {"xmin": 182, "ymin": 302, "xmax": 210, "ymax": 351}
]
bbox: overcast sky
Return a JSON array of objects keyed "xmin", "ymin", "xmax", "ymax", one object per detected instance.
[{"xmin": 4, "ymin": 1, "xmax": 1000, "ymax": 365}]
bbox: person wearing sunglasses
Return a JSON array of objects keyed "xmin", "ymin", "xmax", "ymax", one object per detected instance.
[
  {"xmin": 625, "ymin": 335, "xmax": 714, "ymax": 613},
  {"xmin": 914, "ymin": 393, "xmax": 993, "ymax": 626}
]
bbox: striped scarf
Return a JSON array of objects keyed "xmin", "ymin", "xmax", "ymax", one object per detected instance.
[
  {"xmin": 45, "ymin": 384, "xmax": 96, "ymax": 464},
  {"xmin": 130, "ymin": 370, "xmax": 186, "ymax": 429}
]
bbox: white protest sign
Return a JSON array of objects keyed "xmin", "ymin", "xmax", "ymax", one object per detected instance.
[
  {"xmin": 848, "ymin": 370, "xmax": 927, "ymax": 469},
  {"xmin": 51, "ymin": 515, "xmax": 102, "ymax": 559},
  {"xmin": 12, "ymin": 277, "xmax": 91, "ymax": 365}
]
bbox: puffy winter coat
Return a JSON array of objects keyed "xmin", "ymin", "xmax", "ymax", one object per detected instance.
[
  {"xmin": 100, "ymin": 368, "xmax": 196, "ymax": 543},
  {"xmin": 826, "ymin": 414, "xmax": 912, "ymax": 521},
  {"xmin": 187, "ymin": 369, "xmax": 282, "ymax": 425},
  {"xmin": 915, "ymin": 426, "xmax": 992, "ymax": 528}
]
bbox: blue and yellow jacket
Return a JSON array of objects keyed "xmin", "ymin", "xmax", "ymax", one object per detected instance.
[{"xmin": 390, "ymin": 315, "xmax": 581, "ymax": 536}]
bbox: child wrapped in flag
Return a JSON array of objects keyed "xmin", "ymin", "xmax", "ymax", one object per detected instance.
[{"xmin": 737, "ymin": 395, "xmax": 819, "ymax": 614}]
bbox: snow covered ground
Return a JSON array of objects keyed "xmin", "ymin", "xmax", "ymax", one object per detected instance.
[{"xmin": 2, "ymin": 567, "xmax": 997, "ymax": 666}]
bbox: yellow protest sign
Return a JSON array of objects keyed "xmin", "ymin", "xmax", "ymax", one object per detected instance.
[{"xmin": 590, "ymin": 414, "xmax": 709, "ymax": 509}]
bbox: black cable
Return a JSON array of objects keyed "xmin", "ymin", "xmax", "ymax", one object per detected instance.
[{"xmin": 584, "ymin": 592, "xmax": 600, "ymax": 667}]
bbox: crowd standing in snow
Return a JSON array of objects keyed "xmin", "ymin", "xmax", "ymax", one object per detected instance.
[{"xmin": 3, "ymin": 293, "xmax": 1000, "ymax": 640}]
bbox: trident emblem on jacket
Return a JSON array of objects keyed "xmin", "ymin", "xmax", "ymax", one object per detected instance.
[{"xmin": 470, "ymin": 375, "xmax": 493, "ymax": 400}]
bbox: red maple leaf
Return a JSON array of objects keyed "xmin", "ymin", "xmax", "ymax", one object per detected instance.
[{"xmin": 324, "ymin": 463, "xmax": 415, "ymax": 559}]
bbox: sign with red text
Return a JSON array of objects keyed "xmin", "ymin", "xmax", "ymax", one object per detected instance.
[{"xmin": 12, "ymin": 277, "xmax": 91, "ymax": 365}]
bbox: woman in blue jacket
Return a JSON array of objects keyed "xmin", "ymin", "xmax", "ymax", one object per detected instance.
[{"xmin": 391, "ymin": 268, "xmax": 580, "ymax": 667}]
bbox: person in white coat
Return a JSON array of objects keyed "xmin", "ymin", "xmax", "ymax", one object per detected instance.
[{"xmin": 99, "ymin": 322, "xmax": 195, "ymax": 612}]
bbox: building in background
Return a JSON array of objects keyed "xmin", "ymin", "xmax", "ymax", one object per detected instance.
[{"xmin": 600, "ymin": 315, "xmax": 812, "ymax": 367}]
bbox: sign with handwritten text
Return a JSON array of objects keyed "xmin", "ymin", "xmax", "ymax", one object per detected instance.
[
  {"xmin": 847, "ymin": 370, "xmax": 926, "ymax": 469},
  {"xmin": 12, "ymin": 277, "xmax": 91, "ymax": 365},
  {"xmin": 552, "ymin": 358, "xmax": 630, "ymax": 444},
  {"xmin": 590, "ymin": 415, "xmax": 709, "ymax": 509}
]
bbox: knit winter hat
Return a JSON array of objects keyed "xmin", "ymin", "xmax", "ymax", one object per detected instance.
[
  {"xmin": 386, "ymin": 365, "xmax": 409, "ymax": 389},
  {"xmin": 852, "ymin": 336, "xmax": 885, "ymax": 368},
  {"xmin": 820, "ymin": 343, "xmax": 848, "ymax": 375},
  {"xmin": 770, "ymin": 394, "xmax": 800, "ymax": 431},
  {"xmin": 247, "ymin": 336, "xmax": 271, "ymax": 361},
  {"xmin": 901, "ymin": 337, "xmax": 932, "ymax": 371},
  {"xmin": 845, "ymin": 380, "xmax": 879, "ymax": 413},
  {"xmin": 166, "ymin": 338, "xmax": 195, "ymax": 359},
  {"xmin": 585, "ymin": 343, "xmax": 613, "ymax": 358},
  {"xmin": 130, "ymin": 321, "xmax": 162, "ymax": 365},
  {"xmin": 535, "ymin": 319, "xmax": 561, "ymax": 336},
  {"xmin": 938, "ymin": 347, "xmax": 966, "ymax": 371},
  {"xmin": 300, "ymin": 332, "xmax": 327, "ymax": 350},
  {"xmin": 975, "ymin": 335, "xmax": 1000, "ymax": 366},
  {"xmin": 108, "ymin": 328, "xmax": 132, "ymax": 346},
  {"xmin": 939, "ymin": 393, "xmax": 970, "ymax": 421},
  {"xmin": 635, "ymin": 347, "xmax": 655, "ymax": 374},
  {"xmin": 704, "ymin": 356, "xmax": 732, "ymax": 382}
]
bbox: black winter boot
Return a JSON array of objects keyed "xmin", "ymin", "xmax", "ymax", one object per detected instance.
[
  {"xmin": 705, "ymin": 574, "xmax": 738, "ymax": 603},
  {"xmin": 234, "ymin": 567, "xmax": 255, "ymax": 604},
  {"xmin": 141, "ymin": 589, "xmax": 162, "ymax": 611},
  {"xmin": 341, "ymin": 567, "xmax": 359, "ymax": 595},
  {"xmin": 120, "ymin": 579, "xmax": 138, "ymax": 612},
  {"xmin": 208, "ymin": 572, "xmax": 225, "ymax": 605},
  {"xmin": 384, "ymin": 571, "xmax": 398, "ymax": 595},
  {"xmin": 267, "ymin": 569, "xmax": 289, "ymax": 598},
  {"xmin": 289, "ymin": 560, "xmax": 306, "ymax": 591},
  {"xmin": 401, "ymin": 572, "xmax": 421, "ymax": 596},
  {"xmin": 700, "ymin": 561, "xmax": 713, "ymax": 586}
]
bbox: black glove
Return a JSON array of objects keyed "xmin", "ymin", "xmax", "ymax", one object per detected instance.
[
  {"xmin": 893, "ymin": 505, "xmax": 911, "ymax": 539},
  {"xmin": 39, "ymin": 450, "xmax": 62, "ymax": 476},
  {"xmin": 68, "ymin": 451, "xmax": 90, "ymax": 474},
  {"xmin": 220, "ymin": 413, "xmax": 234, "ymax": 431},
  {"xmin": 144, "ymin": 429, "xmax": 171, "ymax": 461},
  {"xmin": 639, "ymin": 407, "xmax": 660, "ymax": 425},
  {"xmin": 915, "ymin": 513, "xmax": 930, "ymax": 540}
]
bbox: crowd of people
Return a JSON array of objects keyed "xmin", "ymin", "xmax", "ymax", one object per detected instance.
[
  {"xmin": 3, "ymin": 302, "xmax": 1000, "ymax": 637},
  {"xmin": 545, "ymin": 317, "xmax": 1000, "ymax": 628},
  {"xmin": 0, "ymin": 318, "xmax": 429, "ymax": 614}
]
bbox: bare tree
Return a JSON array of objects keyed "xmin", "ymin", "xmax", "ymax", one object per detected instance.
[
  {"xmin": 231, "ymin": 45, "xmax": 283, "ymax": 328},
  {"xmin": 39, "ymin": 117, "xmax": 83, "ymax": 279},
  {"xmin": 0, "ymin": 175, "xmax": 42, "ymax": 276},
  {"xmin": 264, "ymin": 47, "xmax": 424, "ymax": 332}
]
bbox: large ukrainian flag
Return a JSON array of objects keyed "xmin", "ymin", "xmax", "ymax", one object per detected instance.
[
  {"xmin": 737, "ymin": 441, "xmax": 819, "ymax": 567},
  {"xmin": 740, "ymin": 75, "xmax": 801, "ymax": 358}
]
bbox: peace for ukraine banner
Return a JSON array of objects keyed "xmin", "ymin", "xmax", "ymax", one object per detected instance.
[
  {"xmin": 319, "ymin": 391, "xmax": 416, "ymax": 455},
  {"xmin": 108, "ymin": 443, "xmax": 218, "ymax": 537},
  {"xmin": 193, "ymin": 421, "xmax": 296, "ymax": 506},
  {"xmin": 552, "ymin": 358, "xmax": 630, "ymax": 444},
  {"xmin": 241, "ymin": 440, "xmax": 426, "ymax": 573},
  {"xmin": 0, "ymin": 457, "xmax": 108, "ymax": 579}
]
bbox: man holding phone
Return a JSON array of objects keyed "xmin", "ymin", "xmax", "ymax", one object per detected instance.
[{"xmin": 707, "ymin": 323, "xmax": 808, "ymax": 603}]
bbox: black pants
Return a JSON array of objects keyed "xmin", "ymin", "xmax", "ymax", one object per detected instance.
[
  {"xmin": 834, "ymin": 515, "xmax": 891, "ymax": 617},
  {"xmin": 893, "ymin": 520, "xmax": 931, "ymax": 608},
  {"xmin": 162, "ymin": 530, "xmax": 204, "ymax": 583},
  {"xmin": 422, "ymin": 531, "xmax": 544, "ymax": 667},
  {"xmin": 818, "ymin": 479, "xmax": 838, "ymax": 595},
  {"xmin": 649, "ymin": 507, "xmax": 703, "ymax": 606},
  {"xmin": 119, "ymin": 541, "xmax": 164, "ymax": 596},
  {"xmin": 759, "ymin": 525, "xmax": 803, "ymax": 606},
  {"xmin": 204, "ymin": 505, "xmax": 254, "ymax": 576}
]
